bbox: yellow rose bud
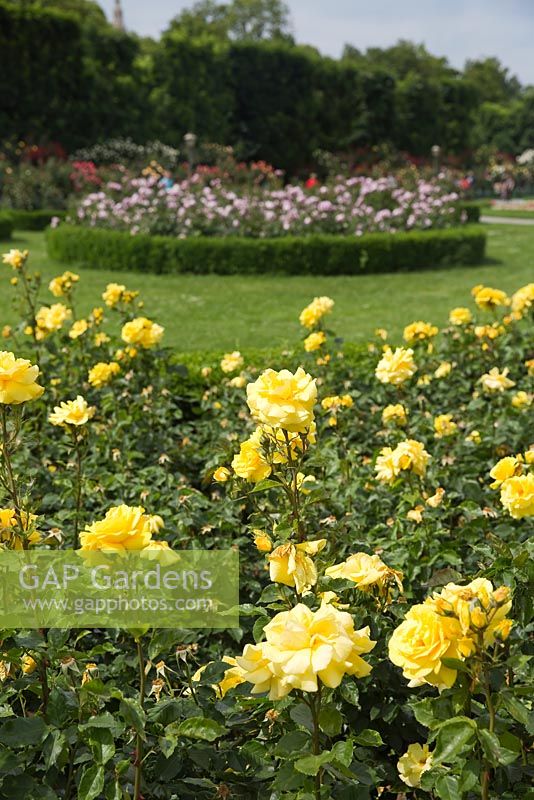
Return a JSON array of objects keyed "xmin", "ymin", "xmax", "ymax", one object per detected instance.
[{"xmin": 213, "ymin": 466, "xmax": 231, "ymax": 483}]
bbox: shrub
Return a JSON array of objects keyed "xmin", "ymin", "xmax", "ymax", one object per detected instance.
[
  {"xmin": 0, "ymin": 211, "xmax": 14, "ymax": 240},
  {"xmin": 47, "ymin": 224, "xmax": 486, "ymax": 275},
  {"xmin": 457, "ymin": 201, "xmax": 482, "ymax": 223},
  {"xmin": 6, "ymin": 209, "xmax": 66, "ymax": 230}
]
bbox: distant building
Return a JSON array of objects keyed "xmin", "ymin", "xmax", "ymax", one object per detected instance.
[{"xmin": 112, "ymin": 0, "xmax": 125, "ymax": 31}]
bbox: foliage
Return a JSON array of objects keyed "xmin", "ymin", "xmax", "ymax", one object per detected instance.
[
  {"xmin": 5, "ymin": 209, "xmax": 66, "ymax": 231},
  {"xmin": 0, "ymin": 248, "xmax": 532, "ymax": 799},
  {"xmin": 0, "ymin": 211, "xmax": 13, "ymax": 240},
  {"xmin": 46, "ymin": 224, "xmax": 486, "ymax": 276}
]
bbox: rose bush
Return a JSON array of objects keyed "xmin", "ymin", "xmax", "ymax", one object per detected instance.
[{"xmin": 0, "ymin": 250, "xmax": 532, "ymax": 799}]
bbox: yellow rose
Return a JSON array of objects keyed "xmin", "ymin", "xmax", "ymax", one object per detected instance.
[
  {"xmin": 237, "ymin": 602, "xmax": 375, "ymax": 699},
  {"xmin": 102, "ymin": 283, "xmax": 126, "ymax": 307},
  {"xmin": 374, "ymin": 447, "xmax": 398, "ymax": 483},
  {"xmin": 252, "ymin": 530, "xmax": 272, "ymax": 552},
  {"xmin": 426, "ymin": 487, "xmax": 445, "ymax": 507},
  {"xmin": 321, "ymin": 395, "xmax": 353, "ymax": 411},
  {"xmin": 21, "ymin": 655, "xmax": 38, "ymax": 675},
  {"xmin": 213, "ymin": 466, "xmax": 231, "ymax": 483},
  {"xmin": 394, "ymin": 439, "xmax": 431, "ymax": 476},
  {"xmin": 268, "ymin": 539, "xmax": 326, "ymax": 594},
  {"xmin": 69, "ymin": 319, "xmax": 89, "ymax": 340},
  {"xmin": 449, "ymin": 307, "xmax": 472, "ymax": 326},
  {"xmin": 247, "ymin": 367, "xmax": 316, "ymax": 433},
  {"xmin": 466, "ymin": 430, "xmax": 481, "ymax": 445},
  {"xmin": 479, "ymin": 367, "xmax": 515, "ymax": 393},
  {"xmin": 2, "ymin": 326, "xmax": 12, "ymax": 339},
  {"xmin": 388, "ymin": 603, "xmax": 473, "ymax": 690},
  {"xmin": 303, "ymin": 331, "xmax": 326, "ymax": 352},
  {"xmin": 325, "ymin": 552, "xmax": 403, "ymax": 596},
  {"xmin": 434, "ymin": 361, "xmax": 453, "ymax": 379},
  {"xmin": 375, "ymin": 347, "xmax": 416, "ymax": 385},
  {"xmin": 511, "ymin": 282, "xmax": 534, "ymax": 314},
  {"xmin": 489, "ymin": 456, "xmax": 523, "ymax": 488},
  {"xmin": 299, "ymin": 296, "xmax": 334, "ymax": 329},
  {"xmin": 192, "ymin": 656, "xmax": 246, "ymax": 698},
  {"xmin": 121, "ymin": 317, "xmax": 164, "ymax": 349},
  {"xmin": 473, "ymin": 286, "xmax": 509, "ymax": 310},
  {"xmin": 403, "ymin": 321, "xmax": 438, "ymax": 343},
  {"xmin": 80, "ymin": 504, "xmax": 155, "ymax": 552},
  {"xmin": 220, "ymin": 351, "xmax": 244, "ymax": 374},
  {"xmin": 49, "ymin": 270, "xmax": 79, "ymax": 297},
  {"xmin": 381, "ymin": 403, "xmax": 407, "ymax": 426},
  {"xmin": 3, "ymin": 248, "xmax": 29, "ymax": 270},
  {"xmin": 229, "ymin": 374, "xmax": 246, "ymax": 388},
  {"xmin": 398, "ymin": 743, "xmax": 433, "ymax": 788},
  {"xmin": 0, "ymin": 351, "xmax": 44, "ymax": 404},
  {"xmin": 434, "ymin": 413, "xmax": 458, "ymax": 438},
  {"xmin": 231, "ymin": 431, "xmax": 271, "ymax": 482},
  {"xmin": 499, "ymin": 474, "xmax": 534, "ymax": 519},
  {"xmin": 49, "ymin": 395, "xmax": 95, "ymax": 427},
  {"xmin": 0, "ymin": 508, "xmax": 41, "ymax": 549},
  {"xmin": 35, "ymin": 303, "xmax": 71, "ymax": 340},
  {"xmin": 94, "ymin": 332, "xmax": 110, "ymax": 347},
  {"xmin": 511, "ymin": 391, "xmax": 531, "ymax": 409},
  {"xmin": 88, "ymin": 361, "xmax": 121, "ymax": 388},
  {"xmin": 427, "ymin": 578, "xmax": 512, "ymax": 647},
  {"xmin": 407, "ymin": 505, "xmax": 425, "ymax": 523}
]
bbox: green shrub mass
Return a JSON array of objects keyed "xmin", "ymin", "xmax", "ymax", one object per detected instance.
[
  {"xmin": 46, "ymin": 224, "xmax": 486, "ymax": 275},
  {"xmin": 0, "ymin": 211, "xmax": 14, "ymax": 240},
  {"xmin": 6, "ymin": 209, "xmax": 66, "ymax": 231}
]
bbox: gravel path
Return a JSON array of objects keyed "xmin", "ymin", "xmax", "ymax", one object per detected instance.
[{"xmin": 481, "ymin": 215, "xmax": 534, "ymax": 225}]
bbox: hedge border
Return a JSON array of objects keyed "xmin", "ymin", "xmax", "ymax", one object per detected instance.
[
  {"xmin": 3, "ymin": 209, "xmax": 66, "ymax": 231},
  {"xmin": 0, "ymin": 211, "xmax": 14, "ymax": 240},
  {"xmin": 46, "ymin": 224, "xmax": 486, "ymax": 276}
]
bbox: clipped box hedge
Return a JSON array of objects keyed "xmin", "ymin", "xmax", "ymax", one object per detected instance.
[
  {"xmin": 0, "ymin": 211, "xmax": 14, "ymax": 240},
  {"xmin": 5, "ymin": 209, "xmax": 66, "ymax": 231},
  {"xmin": 46, "ymin": 224, "xmax": 486, "ymax": 276}
]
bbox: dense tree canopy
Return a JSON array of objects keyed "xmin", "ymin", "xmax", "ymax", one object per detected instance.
[{"xmin": 0, "ymin": 0, "xmax": 531, "ymax": 171}]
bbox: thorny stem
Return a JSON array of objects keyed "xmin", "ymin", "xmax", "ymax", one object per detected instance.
[
  {"xmin": 133, "ymin": 637, "xmax": 146, "ymax": 800},
  {"xmin": 72, "ymin": 432, "xmax": 84, "ymax": 549},
  {"xmin": 283, "ymin": 430, "xmax": 305, "ymax": 541},
  {"xmin": 0, "ymin": 406, "xmax": 26, "ymax": 542},
  {"xmin": 308, "ymin": 683, "xmax": 323, "ymax": 800},
  {"xmin": 480, "ymin": 636, "xmax": 496, "ymax": 800}
]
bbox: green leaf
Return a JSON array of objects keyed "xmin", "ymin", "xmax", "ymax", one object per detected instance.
[
  {"xmin": 88, "ymin": 727, "xmax": 115, "ymax": 765},
  {"xmin": 435, "ymin": 774, "xmax": 462, "ymax": 800},
  {"xmin": 500, "ymin": 691, "xmax": 533, "ymax": 729},
  {"xmin": 43, "ymin": 729, "xmax": 67, "ymax": 770},
  {"xmin": 119, "ymin": 697, "xmax": 146, "ymax": 735},
  {"xmin": 171, "ymin": 716, "xmax": 227, "ymax": 742},
  {"xmin": 289, "ymin": 702, "xmax": 314, "ymax": 732},
  {"xmin": 331, "ymin": 739, "xmax": 353, "ymax": 768},
  {"xmin": 478, "ymin": 729, "xmax": 519, "ymax": 767},
  {"xmin": 274, "ymin": 730, "xmax": 310, "ymax": 756},
  {"xmin": 294, "ymin": 750, "xmax": 331, "ymax": 776},
  {"xmin": 339, "ymin": 681, "xmax": 359, "ymax": 706},
  {"xmin": 0, "ymin": 716, "xmax": 48, "ymax": 747},
  {"xmin": 433, "ymin": 717, "xmax": 476, "ymax": 764},
  {"xmin": 319, "ymin": 704, "xmax": 343, "ymax": 736},
  {"xmin": 78, "ymin": 765, "xmax": 105, "ymax": 800},
  {"xmin": 353, "ymin": 729, "xmax": 384, "ymax": 747},
  {"xmin": 440, "ymin": 657, "xmax": 472, "ymax": 675}
]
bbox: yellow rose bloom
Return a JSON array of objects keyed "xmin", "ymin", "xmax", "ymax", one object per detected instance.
[
  {"xmin": 407, "ymin": 505, "xmax": 425, "ymax": 523},
  {"xmin": 3, "ymin": 248, "xmax": 29, "ymax": 270},
  {"xmin": 489, "ymin": 456, "xmax": 523, "ymax": 488},
  {"xmin": 479, "ymin": 367, "xmax": 515, "ymax": 393},
  {"xmin": 237, "ymin": 602, "xmax": 375, "ymax": 699},
  {"xmin": 426, "ymin": 487, "xmax": 445, "ymax": 507},
  {"xmin": 304, "ymin": 331, "xmax": 326, "ymax": 352},
  {"xmin": 268, "ymin": 539, "xmax": 326, "ymax": 594},
  {"xmin": 231, "ymin": 431, "xmax": 272, "ymax": 482},
  {"xmin": 434, "ymin": 413, "xmax": 458, "ymax": 438},
  {"xmin": 48, "ymin": 270, "xmax": 79, "ymax": 297},
  {"xmin": 427, "ymin": 578, "xmax": 512, "ymax": 647},
  {"xmin": 473, "ymin": 286, "xmax": 510, "ymax": 310},
  {"xmin": 466, "ymin": 429, "xmax": 481, "ymax": 445},
  {"xmin": 220, "ymin": 351, "xmax": 244, "ymax": 373},
  {"xmin": 35, "ymin": 303, "xmax": 71, "ymax": 340},
  {"xmin": 394, "ymin": 439, "xmax": 431, "ymax": 476},
  {"xmin": 69, "ymin": 319, "xmax": 89, "ymax": 340},
  {"xmin": 88, "ymin": 361, "xmax": 121, "ymax": 388},
  {"xmin": 526, "ymin": 359, "xmax": 534, "ymax": 376},
  {"xmin": 375, "ymin": 346, "xmax": 416, "ymax": 385},
  {"xmin": 511, "ymin": 391, "xmax": 531, "ymax": 409},
  {"xmin": 475, "ymin": 323, "xmax": 504, "ymax": 341},
  {"xmin": 374, "ymin": 447, "xmax": 398, "ymax": 483},
  {"xmin": 434, "ymin": 361, "xmax": 453, "ymax": 379},
  {"xmin": 511, "ymin": 282, "xmax": 534, "ymax": 314},
  {"xmin": 121, "ymin": 317, "xmax": 164, "ymax": 349},
  {"xmin": 382, "ymin": 403, "xmax": 407, "ymax": 426},
  {"xmin": 403, "ymin": 321, "xmax": 438, "ymax": 343},
  {"xmin": 0, "ymin": 508, "xmax": 41, "ymax": 549},
  {"xmin": 321, "ymin": 394, "xmax": 353, "ymax": 411},
  {"xmin": 213, "ymin": 466, "xmax": 231, "ymax": 483},
  {"xmin": 325, "ymin": 552, "xmax": 403, "ymax": 596},
  {"xmin": 192, "ymin": 656, "xmax": 246, "ymax": 698},
  {"xmin": 80, "ymin": 504, "xmax": 155, "ymax": 552},
  {"xmin": 388, "ymin": 603, "xmax": 473, "ymax": 690},
  {"xmin": 499, "ymin": 474, "xmax": 534, "ymax": 519},
  {"xmin": 21, "ymin": 655, "xmax": 38, "ymax": 675},
  {"xmin": 49, "ymin": 395, "xmax": 95, "ymax": 427},
  {"xmin": 0, "ymin": 351, "xmax": 44, "ymax": 404},
  {"xmin": 94, "ymin": 332, "xmax": 110, "ymax": 347},
  {"xmin": 449, "ymin": 307, "xmax": 472, "ymax": 326},
  {"xmin": 253, "ymin": 530, "xmax": 272, "ymax": 552},
  {"xmin": 229, "ymin": 374, "xmax": 246, "ymax": 388},
  {"xmin": 102, "ymin": 283, "xmax": 126, "ymax": 307},
  {"xmin": 247, "ymin": 367, "xmax": 316, "ymax": 433},
  {"xmin": 398, "ymin": 743, "xmax": 433, "ymax": 788},
  {"xmin": 299, "ymin": 296, "xmax": 334, "ymax": 329}
]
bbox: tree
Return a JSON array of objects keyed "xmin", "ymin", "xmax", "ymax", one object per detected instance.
[
  {"xmin": 14, "ymin": 0, "xmax": 109, "ymax": 26},
  {"xmin": 167, "ymin": 0, "xmax": 293, "ymax": 42},
  {"xmin": 463, "ymin": 57, "xmax": 521, "ymax": 104},
  {"xmin": 343, "ymin": 39, "xmax": 456, "ymax": 81}
]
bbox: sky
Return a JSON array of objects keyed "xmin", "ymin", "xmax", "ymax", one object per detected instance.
[{"xmin": 100, "ymin": 0, "xmax": 534, "ymax": 84}]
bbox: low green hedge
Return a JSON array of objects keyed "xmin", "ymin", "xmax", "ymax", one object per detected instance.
[
  {"xmin": 0, "ymin": 211, "xmax": 14, "ymax": 240},
  {"xmin": 4, "ymin": 209, "xmax": 66, "ymax": 231},
  {"xmin": 46, "ymin": 224, "xmax": 486, "ymax": 276},
  {"xmin": 457, "ymin": 201, "xmax": 481, "ymax": 223}
]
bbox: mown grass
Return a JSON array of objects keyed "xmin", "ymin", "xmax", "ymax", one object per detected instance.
[
  {"xmin": 1, "ymin": 225, "xmax": 532, "ymax": 351},
  {"xmin": 482, "ymin": 207, "xmax": 534, "ymax": 219}
]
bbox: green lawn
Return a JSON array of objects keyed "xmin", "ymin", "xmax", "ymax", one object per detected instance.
[
  {"xmin": 482, "ymin": 207, "xmax": 534, "ymax": 219},
  {"xmin": 1, "ymin": 225, "xmax": 532, "ymax": 351}
]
